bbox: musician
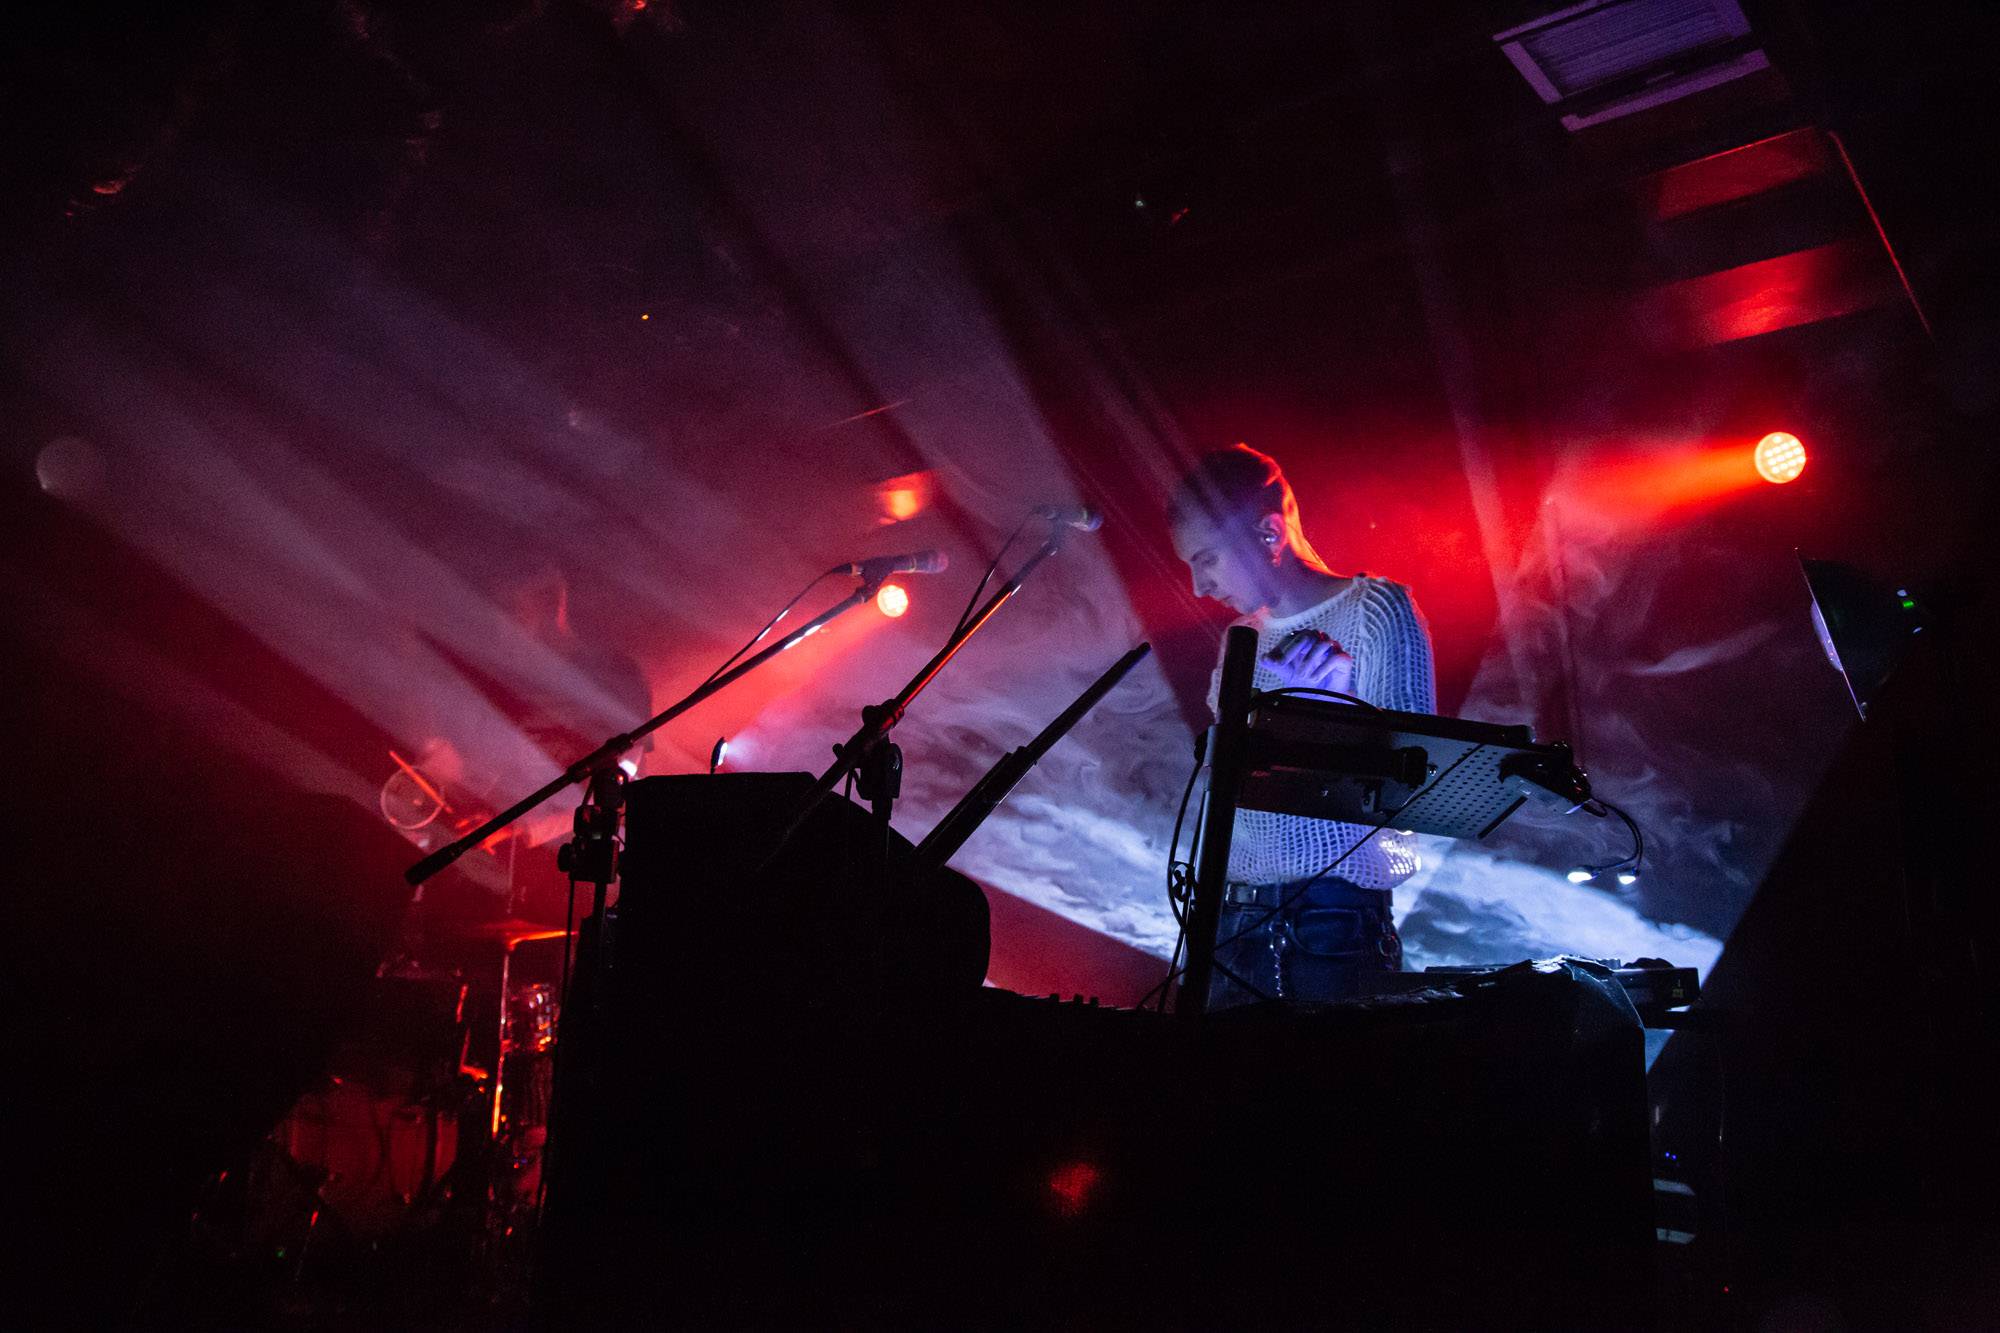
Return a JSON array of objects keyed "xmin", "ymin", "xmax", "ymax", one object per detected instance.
[{"xmin": 1168, "ymin": 444, "xmax": 1436, "ymax": 1006}]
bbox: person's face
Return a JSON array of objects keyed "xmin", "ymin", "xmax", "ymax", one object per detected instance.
[
  {"xmin": 1171, "ymin": 509, "xmax": 1284, "ymax": 615},
  {"xmin": 504, "ymin": 570, "xmax": 571, "ymax": 638}
]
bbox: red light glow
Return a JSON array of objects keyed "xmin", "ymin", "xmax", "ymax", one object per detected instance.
[
  {"xmin": 1046, "ymin": 1160, "xmax": 1103, "ymax": 1218},
  {"xmin": 873, "ymin": 468, "xmax": 933, "ymax": 525},
  {"xmin": 1646, "ymin": 129, "xmax": 1829, "ymax": 222},
  {"xmin": 875, "ymin": 583, "xmax": 909, "ymax": 618},
  {"xmin": 1643, "ymin": 240, "xmax": 1887, "ymax": 348},
  {"xmin": 1754, "ymin": 432, "xmax": 1806, "ymax": 484},
  {"xmin": 1562, "ymin": 445, "xmax": 1760, "ymax": 517}
]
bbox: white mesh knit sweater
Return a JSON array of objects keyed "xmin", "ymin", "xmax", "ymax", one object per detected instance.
[{"xmin": 1207, "ymin": 575, "xmax": 1437, "ymax": 887}]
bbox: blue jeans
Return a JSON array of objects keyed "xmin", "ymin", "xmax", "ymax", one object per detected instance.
[{"xmin": 1208, "ymin": 877, "xmax": 1401, "ymax": 1010}]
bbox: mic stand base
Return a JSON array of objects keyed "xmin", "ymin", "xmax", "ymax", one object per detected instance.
[{"xmin": 539, "ymin": 763, "xmax": 624, "ymax": 1239}]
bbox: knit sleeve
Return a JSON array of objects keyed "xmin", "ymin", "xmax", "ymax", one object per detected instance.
[{"xmin": 1353, "ymin": 578, "xmax": 1435, "ymax": 714}]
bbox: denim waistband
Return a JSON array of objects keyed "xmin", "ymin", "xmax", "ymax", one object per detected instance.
[{"xmin": 1222, "ymin": 876, "xmax": 1388, "ymax": 910}]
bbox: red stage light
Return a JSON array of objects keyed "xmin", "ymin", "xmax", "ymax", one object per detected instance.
[
  {"xmin": 875, "ymin": 583, "xmax": 910, "ymax": 618},
  {"xmin": 1046, "ymin": 1160, "xmax": 1103, "ymax": 1218},
  {"xmin": 1754, "ymin": 432, "xmax": 1806, "ymax": 484},
  {"xmin": 873, "ymin": 468, "xmax": 934, "ymax": 525}
]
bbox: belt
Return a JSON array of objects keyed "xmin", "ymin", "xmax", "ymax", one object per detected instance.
[
  {"xmin": 1222, "ymin": 879, "xmax": 1389, "ymax": 910},
  {"xmin": 1222, "ymin": 882, "xmax": 1292, "ymax": 908}
]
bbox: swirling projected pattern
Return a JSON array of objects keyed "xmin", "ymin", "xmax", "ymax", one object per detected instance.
[{"xmin": 11, "ymin": 5, "xmax": 1874, "ymax": 989}]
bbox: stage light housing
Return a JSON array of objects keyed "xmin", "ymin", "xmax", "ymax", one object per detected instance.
[
  {"xmin": 875, "ymin": 583, "xmax": 910, "ymax": 618},
  {"xmin": 1754, "ymin": 432, "xmax": 1806, "ymax": 484},
  {"xmin": 709, "ymin": 737, "xmax": 729, "ymax": 774},
  {"xmin": 1800, "ymin": 557, "xmax": 1926, "ymax": 719}
]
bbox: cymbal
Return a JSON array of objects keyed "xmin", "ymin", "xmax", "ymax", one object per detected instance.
[{"xmin": 444, "ymin": 917, "xmax": 571, "ymax": 947}]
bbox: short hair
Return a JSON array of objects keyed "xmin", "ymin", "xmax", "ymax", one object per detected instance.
[
  {"xmin": 1167, "ymin": 443, "xmax": 1328, "ymax": 569},
  {"xmin": 1167, "ymin": 443, "xmax": 1291, "ymax": 529}
]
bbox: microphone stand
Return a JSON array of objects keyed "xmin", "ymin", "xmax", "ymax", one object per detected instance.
[
  {"xmin": 758, "ymin": 523, "xmax": 1076, "ymax": 878},
  {"xmin": 422, "ymin": 571, "xmax": 885, "ymax": 1253},
  {"xmin": 913, "ymin": 642, "xmax": 1151, "ymax": 875},
  {"xmin": 404, "ymin": 574, "xmax": 888, "ymax": 889}
]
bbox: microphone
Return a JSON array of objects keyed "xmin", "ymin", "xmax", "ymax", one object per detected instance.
[
  {"xmin": 832, "ymin": 550, "xmax": 949, "ymax": 579},
  {"xmin": 1035, "ymin": 503, "xmax": 1104, "ymax": 532}
]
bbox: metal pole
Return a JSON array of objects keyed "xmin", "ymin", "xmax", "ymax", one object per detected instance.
[
  {"xmin": 405, "ymin": 582, "xmax": 878, "ymax": 887},
  {"xmin": 759, "ymin": 530, "xmax": 1069, "ymax": 874},
  {"xmin": 1177, "ymin": 625, "xmax": 1259, "ymax": 1018}
]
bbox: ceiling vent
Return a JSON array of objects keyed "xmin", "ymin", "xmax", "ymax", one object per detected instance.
[{"xmin": 1495, "ymin": 0, "xmax": 1766, "ymax": 131}]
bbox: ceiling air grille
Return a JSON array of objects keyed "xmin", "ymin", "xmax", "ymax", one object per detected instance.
[{"xmin": 1495, "ymin": 0, "xmax": 1765, "ymax": 131}]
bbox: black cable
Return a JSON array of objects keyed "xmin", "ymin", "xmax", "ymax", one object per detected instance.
[
  {"xmin": 1575, "ymin": 797, "xmax": 1645, "ymax": 877},
  {"xmin": 1144, "ymin": 824, "xmax": 1395, "ymax": 1011},
  {"xmin": 1155, "ymin": 937, "xmax": 1184, "ymax": 1013},
  {"xmin": 1217, "ymin": 742, "xmax": 1488, "ymax": 949},
  {"xmin": 1210, "ymin": 825, "xmax": 1390, "ymax": 953},
  {"xmin": 1138, "ymin": 746, "xmax": 1205, "ymax": 1012},
  {"xmin": 1164, "ymin": 747, "xmax": 1205, "ymax": 925},
  {"xmin": 1237, "ymin": 746, "xmax": 1485, "ymax": 939},
  {"xmin": 1604, "ymin": 799, "xmax": 1645, "ymax": 871},
  {"xmin": 1142, "ymin": 742, "xmax": 1490, "ymax": 1008},
  {"xmin": 539, "ymin": 871, "xmax": 582, "ymax": 1217},
  {"xmin": 1137, "ymin": 910, "xmax": 1189, "ymax": 1013},
  {"xmin": 1139, "ymin": 689, "xmax": 1387, "ymax": 1007},
  {"xmin": 828, "ymin": 507, "xmax": 1034, "ymax": 837},
  {"xmin": 699, "ymin": 569, "xmax": 839, "ymax": 689},
  {"xmin": 952, "ymin": 511, "xmax": 1034, "ymax": 638},
  {"xmin": 557, "ymin": 873, "xmax": 578, "ymax": 1014}
]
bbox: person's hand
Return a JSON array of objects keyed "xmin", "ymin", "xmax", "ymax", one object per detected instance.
[{"xmin": 1265, "ymin": 629, "xmax": 1356, "ymax": 695}]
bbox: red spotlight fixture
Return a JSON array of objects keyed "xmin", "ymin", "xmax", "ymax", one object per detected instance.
[
  {"xmin": 875, "ymin": 583, "xmax": 910, "ymax": 618},
  {"xmin": 1754, "ymin": 432, "xmax": 1806, "ymax": 484}
]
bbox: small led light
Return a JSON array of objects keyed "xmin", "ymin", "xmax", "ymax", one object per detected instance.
[
  {"xmin": 1566, "ymin": 869, "xmax": 1593, "ymax": 884},
  {"xmin": 618, "ymin": 758, "xmax": 639, "ymax": 778},
  {"xmin": 1754, "ymin": 432, "xmax": 1806, "ymax": 484},
  {"xmin": 1616, "ymin": 871, "xmax": 1638, "ymax": 886},
  {"xmin": 709, "ymin": 737, "xmax": 729, "ymax": 774},
  {"xmin": 875, "ymin": 582, "xmax": 910, "ymax": 618}
]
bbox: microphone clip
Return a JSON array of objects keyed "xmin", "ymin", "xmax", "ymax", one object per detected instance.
[
  {"xmin": 1034, "ymin": 503, "xmax": 1104, "ymax": 533},
  {"xmin": 833, "ymin": 550, "xmax": 949, "ymax": 583}
]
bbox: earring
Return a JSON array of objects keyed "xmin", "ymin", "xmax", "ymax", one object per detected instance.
[{"xmin": 1264, "ymin": 534, "xmax": 1278, "ymax": 545}]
